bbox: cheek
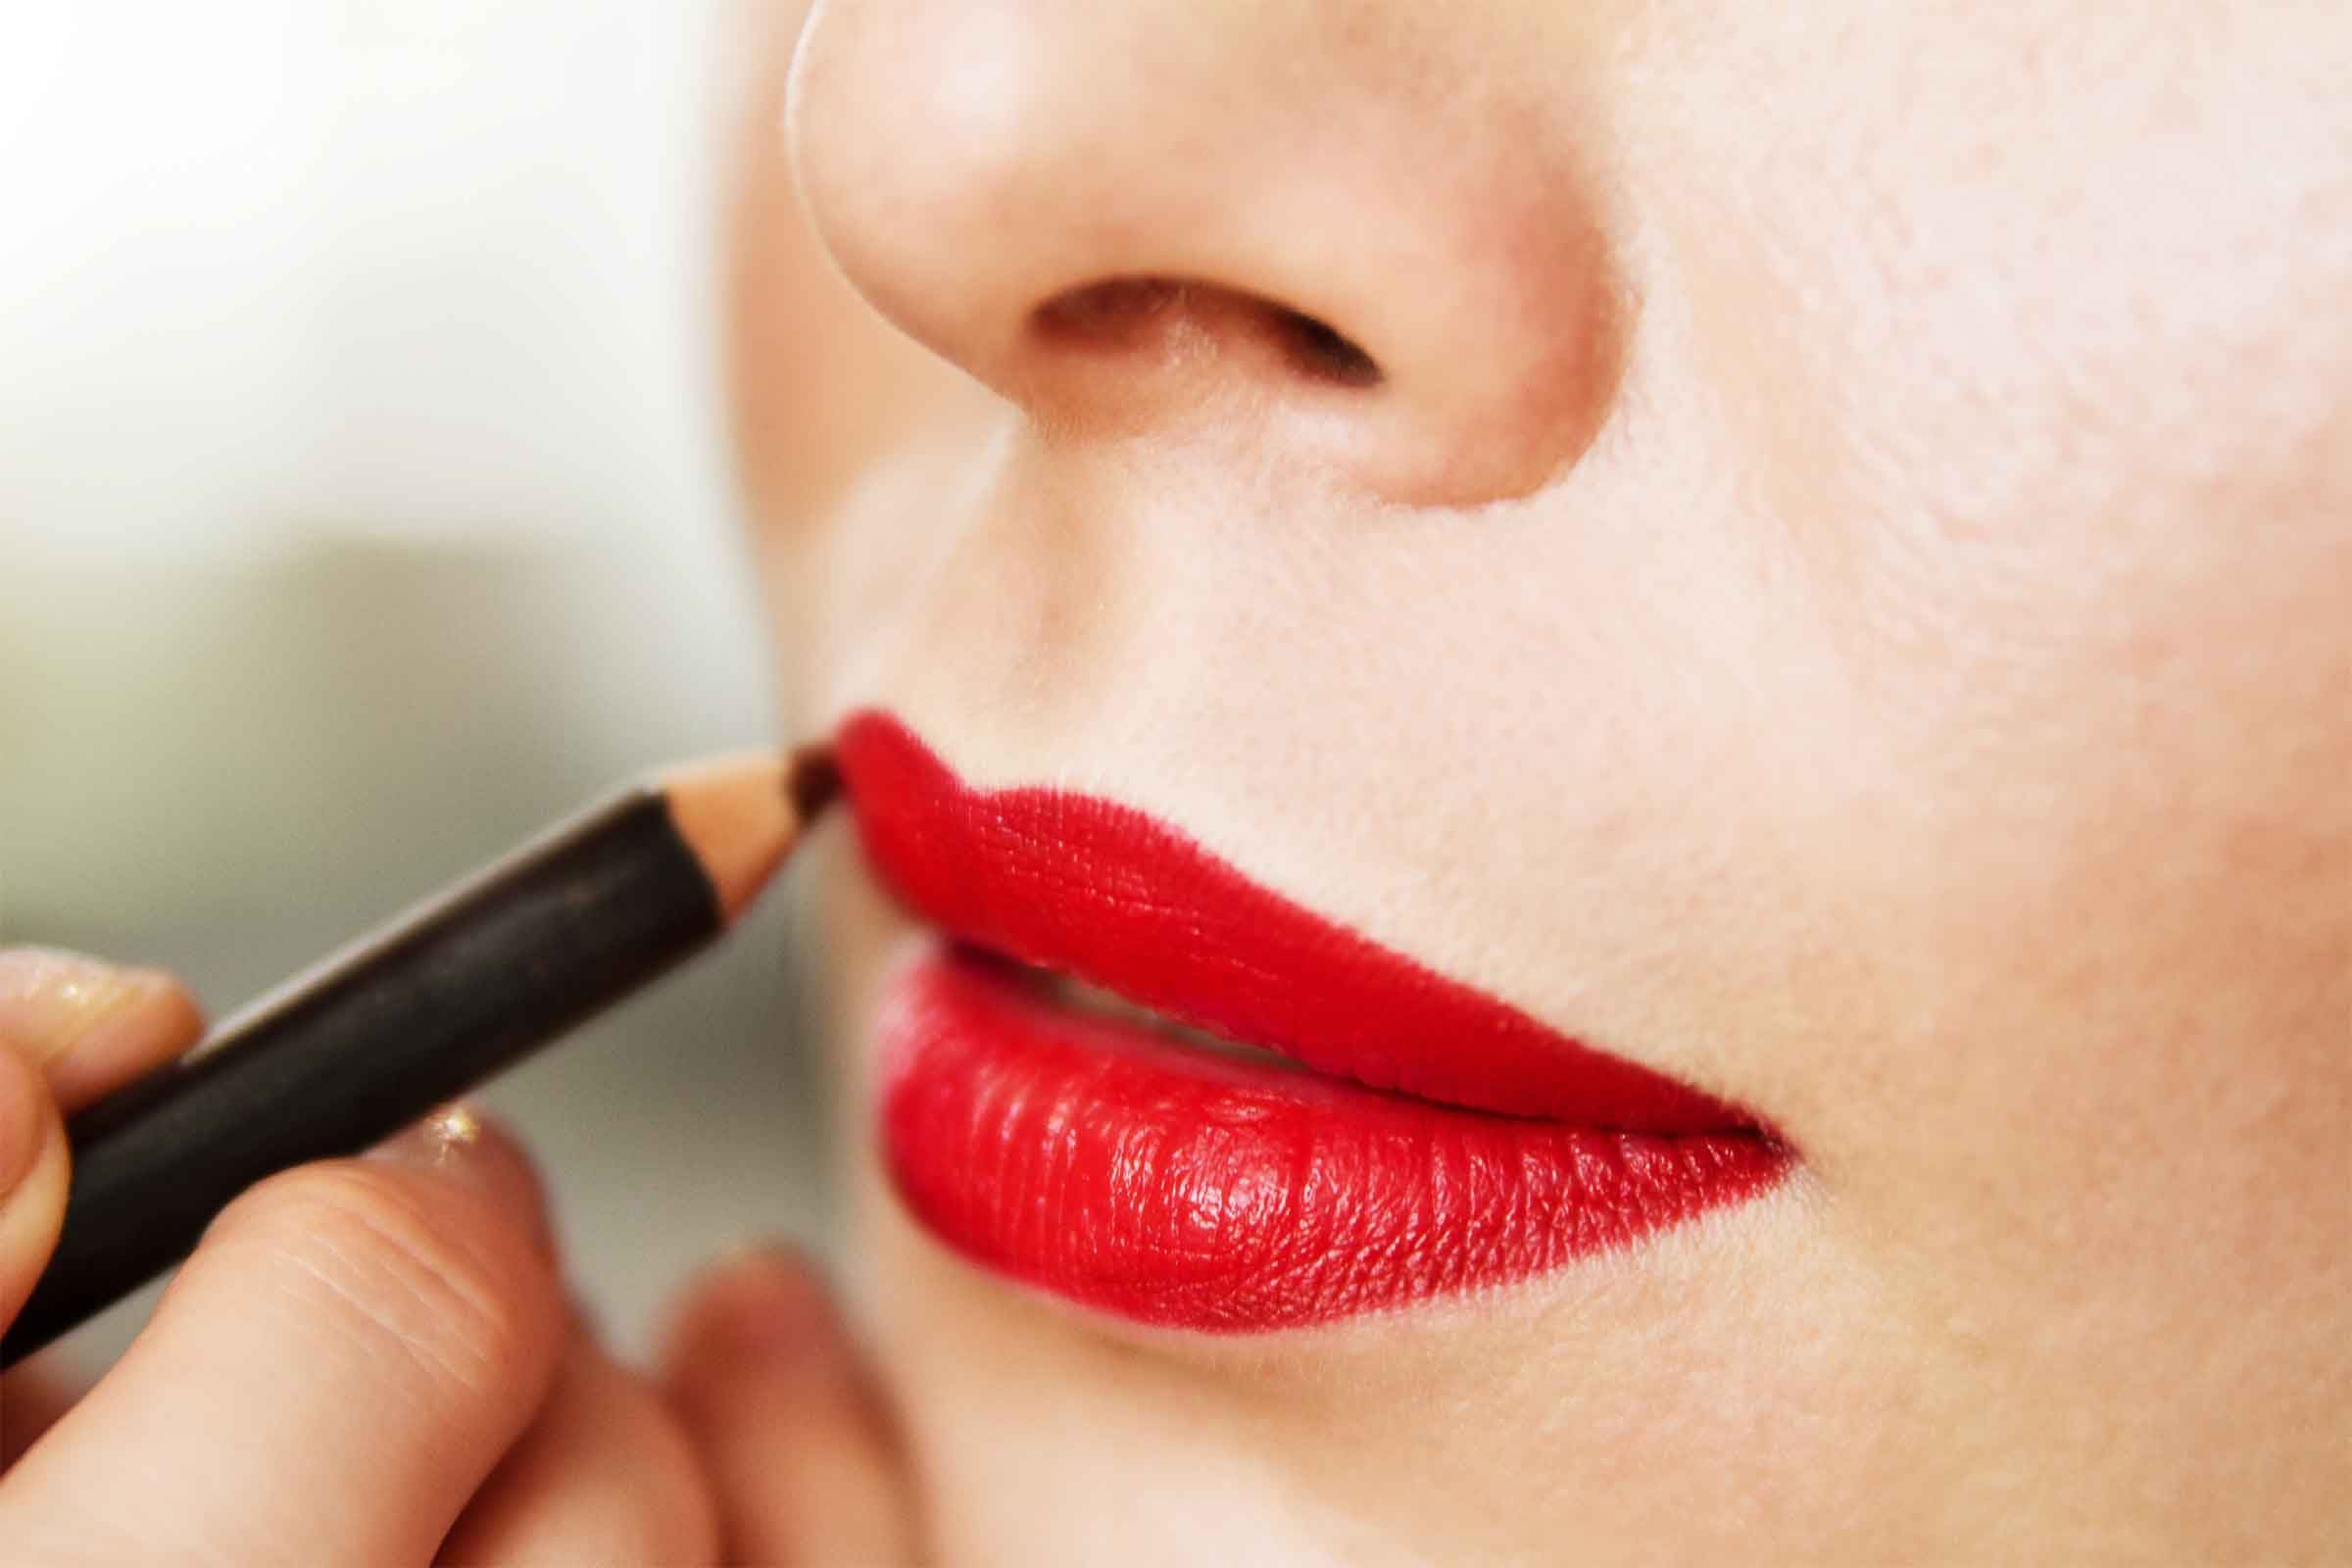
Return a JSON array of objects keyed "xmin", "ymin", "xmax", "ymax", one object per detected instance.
[{"xmin": 1602, "ymin": 0, "xmax": 2352, "ymax": 1351}]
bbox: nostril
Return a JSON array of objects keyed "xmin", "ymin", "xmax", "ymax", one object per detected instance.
[
  {"xmin": 1031, "ymin": 276, "xmax": 1187, "ymax": 346},
  {"xmin": 1030, "ymin": 275, "xmax": 1383, "ymax": 391},
  {"xmin": 1272, "ymin": 307, "xmax": 1381, "ymax": 388}
]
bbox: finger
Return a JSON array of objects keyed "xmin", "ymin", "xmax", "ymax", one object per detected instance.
[
  {"xmin": 0, "ymin": 1045, "xmax": 71, "ymax": 1333},
  {"xmin": 439, "ymin": 1328, "xmax": 719, "ymax": 1565},
  {"xmin": 662, "ymin": 1247, "xmax": 919, "ymax": 1567},
  {"xmin": 0, "ymin": 948, "xmax": 206, "ymax": 1110},
  {"xmin": 0, "ymin": 1106, "xmax": 566, "ymax": 1564}
]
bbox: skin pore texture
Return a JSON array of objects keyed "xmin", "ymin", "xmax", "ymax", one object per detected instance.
[{"xmin": 731, "ymin": 1, "xmax": 2352, "ymax": 1562}]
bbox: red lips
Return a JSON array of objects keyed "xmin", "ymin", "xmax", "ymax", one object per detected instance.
[{"xmin": 838, "ymin": 710, "xmax": 1789, "ymax": 1331}]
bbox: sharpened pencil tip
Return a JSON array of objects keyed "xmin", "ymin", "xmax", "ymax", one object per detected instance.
[{"xmin": 662, "ymin": 749, "xmax": 827, "ymax": 923}]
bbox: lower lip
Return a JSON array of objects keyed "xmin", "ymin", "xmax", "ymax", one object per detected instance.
[{"xmin": 878, "ymin": 948, "xmax": 1790, "ymax": 1332}]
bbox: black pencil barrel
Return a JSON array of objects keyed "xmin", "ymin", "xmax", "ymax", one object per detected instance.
[{"xmin": 6, "ymin": 789, "xmax": 721, "ymax": 1365}]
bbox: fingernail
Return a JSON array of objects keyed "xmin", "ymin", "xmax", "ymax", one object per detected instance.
[
  {"xmin": 0, "ymin": 948, "xmax": 201, "ymax": 1085},
  {"xmin": 371, "ymin": 1103, "xmax": 558, "ymax": 1259},
  {"xmin": 0, "ymin": 1047, "xmax": 48, "ymax": 1198},
  {"xmin": 372, "ymin": 1102, "xmax": 495, "ymax": 1171}
]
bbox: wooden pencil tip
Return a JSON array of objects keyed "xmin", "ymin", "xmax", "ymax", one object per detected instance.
[{"xmin": 662, "ymin": 747, "xmax": 836, "ymax": 923}]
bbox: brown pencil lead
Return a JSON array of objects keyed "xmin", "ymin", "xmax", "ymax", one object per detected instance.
[{"xmin": 785, "ymin": 744, "xmax": 843, "ymax": 824}]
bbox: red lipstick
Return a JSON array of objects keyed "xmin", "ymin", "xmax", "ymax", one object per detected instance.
[{"xmin": 839, "ymin": 710, "xmax": 1789, "ymax": 1331}]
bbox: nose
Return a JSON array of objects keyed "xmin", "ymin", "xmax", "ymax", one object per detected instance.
[{"xmin": 788, "ymin": 2, "xmax": 1623, "ymax": 507}]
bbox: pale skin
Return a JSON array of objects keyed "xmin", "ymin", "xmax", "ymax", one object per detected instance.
[
  {"xmin": 2, "ymin": 0, "xmax": 2343, "ymax": 1561},
  {"xmin": 744, "ymin": 0, "xmax": 2351, "ymax": 1561}
]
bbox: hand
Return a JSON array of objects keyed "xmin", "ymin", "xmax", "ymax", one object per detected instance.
[
  {"xmin": 0, "ymin": 947, "xmax": 719, "ymax": 1563},
  {"xmin": 661, "ymin": 1248, "xmax": 924, "ymax": 1566}
]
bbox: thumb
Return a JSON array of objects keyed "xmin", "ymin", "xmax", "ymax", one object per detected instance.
[{"xmin": 661, "ymin": 1247, "xmax": 921, "ymax": 1566}]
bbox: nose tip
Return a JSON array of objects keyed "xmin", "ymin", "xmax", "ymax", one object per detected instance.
[{"xmin": 789, "ymin": 3, "xmax": 1624, "ymax": 507}]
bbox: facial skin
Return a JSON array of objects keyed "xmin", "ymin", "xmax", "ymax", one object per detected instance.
[{"xmin": 731, "ymin": 2, "xmax": 2352, "ymax": 1561}]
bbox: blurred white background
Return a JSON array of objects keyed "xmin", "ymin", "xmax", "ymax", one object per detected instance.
[{"xmin": 0, "ymin": 0, "xmax": 828, "ymax": 1366}]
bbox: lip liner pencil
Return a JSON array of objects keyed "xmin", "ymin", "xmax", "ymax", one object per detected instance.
[{"xmin": 4, "ymin": 748, "xmax": 841, "ymax": 1366}]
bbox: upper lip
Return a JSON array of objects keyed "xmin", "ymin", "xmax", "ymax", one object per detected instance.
[{"xmin": 834, "ymin": 709, "xmax": 1762, "ymax": 1137}]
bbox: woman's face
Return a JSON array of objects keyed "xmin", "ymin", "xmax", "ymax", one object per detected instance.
[{"xmin": 736, "ymin": 1, "xmax": 2351, "ymax": 1560}]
